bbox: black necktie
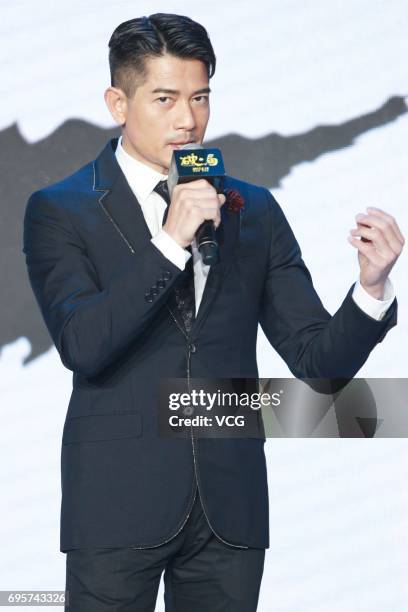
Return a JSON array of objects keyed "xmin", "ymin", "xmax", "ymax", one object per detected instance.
[{"xmin": 154, "ymin": 180, "xmax": 196, "ymax": 334}]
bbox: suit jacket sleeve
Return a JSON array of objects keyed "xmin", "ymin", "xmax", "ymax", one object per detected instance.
[
  {"xmin": 23, "ymin": 190, "xmax": 183, "ymax": 378},
  {"xmin": 258, "ymin": 189, "xmax": 398, "ymax": 379}
]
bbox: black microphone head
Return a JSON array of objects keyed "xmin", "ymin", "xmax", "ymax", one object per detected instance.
[
  {"xmin": 167, "ymin": 143, "xmax": 225, "ymax": 198},
  {"xmin": 167, "ymin": 142, "xmax": 202, "ymax": 197}
]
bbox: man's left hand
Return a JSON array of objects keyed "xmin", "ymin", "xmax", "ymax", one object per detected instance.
[{"xmin": 348, "ymin": 206, "xmax": 405, "ymax": 299}]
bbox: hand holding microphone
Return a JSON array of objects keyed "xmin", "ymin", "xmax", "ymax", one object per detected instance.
[{"xmin": 163, "ymin": 143, "xmax": 226, "ymax": 265}]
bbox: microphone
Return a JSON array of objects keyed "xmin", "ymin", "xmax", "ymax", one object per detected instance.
[{"xmin": 167, "ymin": 143, "xmax": 226, "ymax": 266}]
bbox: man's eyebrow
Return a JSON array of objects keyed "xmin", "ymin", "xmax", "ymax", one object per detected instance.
[{"xmin": 150, "ymin": 87, "xmax": 211, "ymax": 95}]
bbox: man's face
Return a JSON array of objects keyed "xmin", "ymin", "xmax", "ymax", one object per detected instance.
[{"xmin": 115, "ymin": 54, "xmax": 211, "ymax": 174}]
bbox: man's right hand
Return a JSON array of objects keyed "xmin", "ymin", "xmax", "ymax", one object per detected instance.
[{"xmin": 163, "ymin": 179, "xmax": 226, "ymax": 248}]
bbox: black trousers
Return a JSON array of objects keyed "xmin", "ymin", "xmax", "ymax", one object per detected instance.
[{"xmin": 65, "ymin": 488, "xmax": 265, "ymax": 611}]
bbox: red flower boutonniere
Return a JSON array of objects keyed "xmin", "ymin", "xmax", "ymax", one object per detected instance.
[{"xmin": 224, "ymin": 188, "xmax": 245, "ymax": 213}]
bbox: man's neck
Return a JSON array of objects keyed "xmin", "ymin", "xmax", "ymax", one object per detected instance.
[{"xmin": 120, "ymin": 134, "xmax": 168, "ymax": 176}]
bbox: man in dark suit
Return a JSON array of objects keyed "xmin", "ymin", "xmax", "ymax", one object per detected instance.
[{"xmin": 23, "ymin": 13, "xmax": 403, "ymax": 612}]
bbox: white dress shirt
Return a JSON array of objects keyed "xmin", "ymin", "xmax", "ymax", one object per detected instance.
[
  {"xmin": 115, "ymin": 136, "xmax": 395, "ymax": 321},
  {"xmin": 115, "ymin": 136, "xmax": 209, "ymax": 315}
]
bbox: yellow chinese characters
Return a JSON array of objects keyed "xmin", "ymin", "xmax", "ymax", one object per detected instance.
[{"xmin": 179, "ymin": 153, "xmax": 219, "ymax": 168}]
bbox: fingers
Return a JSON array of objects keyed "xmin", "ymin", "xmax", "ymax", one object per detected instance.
[
  {"xmin": 350, "ymin": 223, "xmax": 397, "ymax": 263},
  {"xmin": 348, "ymin": 234, "xmax": 393, "ymax": 267},
  {"xmin": 173, "ymin": 179, "xmax": 215, "ymax": 198},
  {"xmin": 177, "ymin": 179, "xmax": 212, "ymax": 190},
  {"xmin": 350, "ymin": 207, "xmax": 405, "ymax": 261},
  {"xmin": 366, "ymin": 207, "xmax": 405, "ymax": 244},
  {"xmin": 166, "ymin": 181, "xmax": 226, "ymax": 246},
  {"xmin": 196, "ymin": 202, "xmax": 222, "ymax": 229},
  {"xmin": 173, "ymin": 182, "xmax": 225, "ymax": 215},
  {"xmin": 218, "ymin": 193, "xmax": 226, "ymax": 206}
]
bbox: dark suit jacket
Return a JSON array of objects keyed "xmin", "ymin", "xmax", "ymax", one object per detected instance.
[{"xmin": 23, "ymin": 138, "xmax": 397, "ymax": 552}]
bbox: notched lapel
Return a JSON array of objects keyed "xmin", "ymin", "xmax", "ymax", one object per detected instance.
[{"xmin": 92, "ymin": 139, "xmax": 152, "ymax": 256}]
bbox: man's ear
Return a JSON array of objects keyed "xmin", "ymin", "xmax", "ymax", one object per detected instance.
[{"xmin": 104, "ymin": 86, "xmax": 128, "ymax": 126}]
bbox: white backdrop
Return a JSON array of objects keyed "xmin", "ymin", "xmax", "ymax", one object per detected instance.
[{"xmin": 0, "ymin": 1, "xmax": 407, "ymax": 610}]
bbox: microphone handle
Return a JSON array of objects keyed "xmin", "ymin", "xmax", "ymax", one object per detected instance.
[{"xmin": 196, "ymin": 220, "xmax": 219, "ymax": 266}]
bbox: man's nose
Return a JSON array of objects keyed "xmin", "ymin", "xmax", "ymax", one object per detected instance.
[{"xmin": 174, "ymin": 101, "xmax": 196, "ymax": 131}]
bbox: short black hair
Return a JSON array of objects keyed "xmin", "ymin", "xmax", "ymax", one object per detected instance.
[{"xmin": 108, "ymin": 13, "xmax": 216, "ymax": 97}]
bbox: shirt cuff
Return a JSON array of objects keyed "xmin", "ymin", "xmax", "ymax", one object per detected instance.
[
  {"xmin": 151, "ymin": 229, "xmax": 191, "ymax": 270},
  {"xmin": 352, "ymin": 278, "xmax": 395, "ymax": 321}
]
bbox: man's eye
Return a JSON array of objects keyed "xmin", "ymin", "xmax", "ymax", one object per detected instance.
[
  {"xmin": 193, "ymin": 96, "xmax": 209, "ymax": 103},
  {"xmin": 157, "ymin": 96, "xmax": 171, "ymax": 104}
]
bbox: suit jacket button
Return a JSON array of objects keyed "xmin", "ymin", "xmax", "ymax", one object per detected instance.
[
  {"xmin": 151, "ymin": 285, "xmax": 158, "ymax": 296},
  {"xmin": 157, "ymin": 279, "xmax": 166, "ymax": 289},
  {"xmin": 190, "ymin": 343, "xmax": 197, "ymax": 354},
  {"xmin": 163, "ymin": 270, "xmax": 172, "ymax": 281},
  {"xmin": 145, "ymin": 292, "xmax": 154, "ymax": 303}
]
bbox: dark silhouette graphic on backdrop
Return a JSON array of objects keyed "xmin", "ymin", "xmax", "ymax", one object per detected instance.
[{"xmin": 1, "ymin": 95, "xmax": 405, "ymax": 364}]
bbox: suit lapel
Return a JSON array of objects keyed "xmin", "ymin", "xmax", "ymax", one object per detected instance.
[{"xmin": 93, "ymin": 138, "xmax": 152, "ymax": 254}]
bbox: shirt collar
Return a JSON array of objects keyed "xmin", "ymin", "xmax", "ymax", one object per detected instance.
[{"xmin": 115, "ymin": 135, "xmax": 168, "ymax": 204}]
